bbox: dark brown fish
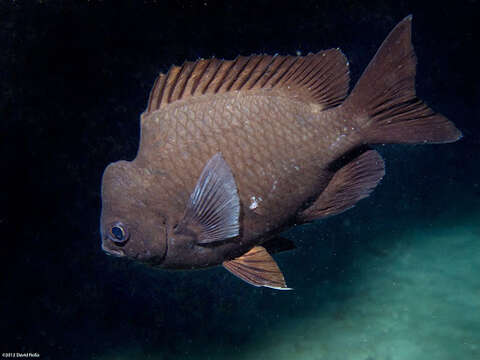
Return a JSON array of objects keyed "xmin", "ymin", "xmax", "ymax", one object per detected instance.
[{"xmin": 100, "ymin": 16, "xmax": 461, "ymax": 290}]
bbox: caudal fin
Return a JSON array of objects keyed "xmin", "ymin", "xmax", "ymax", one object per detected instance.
[{"xmin": 342, "ymin": 15, "xmax": 462, "ymax": 144}]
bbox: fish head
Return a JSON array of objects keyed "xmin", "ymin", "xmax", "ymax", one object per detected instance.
[{"xmin": 100, "ymin": 160, "xmax": 168, "ymax": 265}]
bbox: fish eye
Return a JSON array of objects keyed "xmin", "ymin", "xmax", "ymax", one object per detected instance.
[{"xmin": 108, "ymin": 222, "xmax": 129, "ymax": 244}]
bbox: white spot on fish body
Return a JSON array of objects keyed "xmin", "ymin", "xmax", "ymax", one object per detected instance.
[
  {"xmin": 249, "ymin": 196, "xmax": 263, "ymax": 210},
  {"xmin": 329, "ymin": 134, "xmax": 347, "ymax": 150},
  {"xmin": 271, "ymin": 179, "xmax": 278, "ymax": 192},
  {"xmin": 310, "ymin": 103, "xmax": 323, "ymax": 114}
]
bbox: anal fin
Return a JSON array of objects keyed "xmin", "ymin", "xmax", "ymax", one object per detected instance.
[
  {"xmin": 223, "ymin": 246, "xmax": 291, "ymax": 290},
  {"xmin": 299, "ymin": 149, "xmax": 385, "ymax": 222}
]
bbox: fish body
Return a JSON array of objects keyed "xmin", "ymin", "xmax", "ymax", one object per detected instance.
[
  {"xmin": 137, "ymin": 89, "xmax": 353, "ymax": 267},
  {"xmin": 101, "ymin": 16, "xmax": 461, "ymax": 289}
]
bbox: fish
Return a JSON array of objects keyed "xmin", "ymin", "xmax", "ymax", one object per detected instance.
[{"xmin": 100, "ymin": 16, "xmax": 462, "ymax": 290}]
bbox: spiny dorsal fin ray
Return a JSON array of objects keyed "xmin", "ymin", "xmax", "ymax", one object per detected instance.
[{"xmin": 145, "ymin": 50, "xmax": 350, "ymax": 115}]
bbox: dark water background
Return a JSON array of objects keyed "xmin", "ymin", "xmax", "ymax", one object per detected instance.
[{"xmin": 1, "ymin": 1, "xmax": 479, "ymax": 359}]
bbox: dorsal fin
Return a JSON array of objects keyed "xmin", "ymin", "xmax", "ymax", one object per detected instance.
[{"xmin": 145, "ymin": 50, "xmax": 350, "ymax": 115}]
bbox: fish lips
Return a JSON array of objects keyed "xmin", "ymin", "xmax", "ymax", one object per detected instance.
[
  {"xmin": 101, "ymin": 241, "xmax": 126, "ymax": 257},
  {"xmin": 100, "ymin": 241, "xmax": 158, "ymax": 262}
]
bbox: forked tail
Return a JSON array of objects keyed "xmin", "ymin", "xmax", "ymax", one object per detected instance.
[{"xmin": 342, "ymin": 15, "xmax": 462, "ymax": 144}]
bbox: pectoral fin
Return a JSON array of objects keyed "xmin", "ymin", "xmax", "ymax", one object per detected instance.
[
  {"xmin": 175, "ymin": 153, "xmax": 240, "ymax": 244},
  {"xmin": 223, "ymin": 246, "xmax": 292, "ymax": 290}
]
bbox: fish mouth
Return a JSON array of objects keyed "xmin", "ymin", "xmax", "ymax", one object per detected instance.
[{"xmin": 101, "ymin": 242, "xmax": 125, "ymax": 257}]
